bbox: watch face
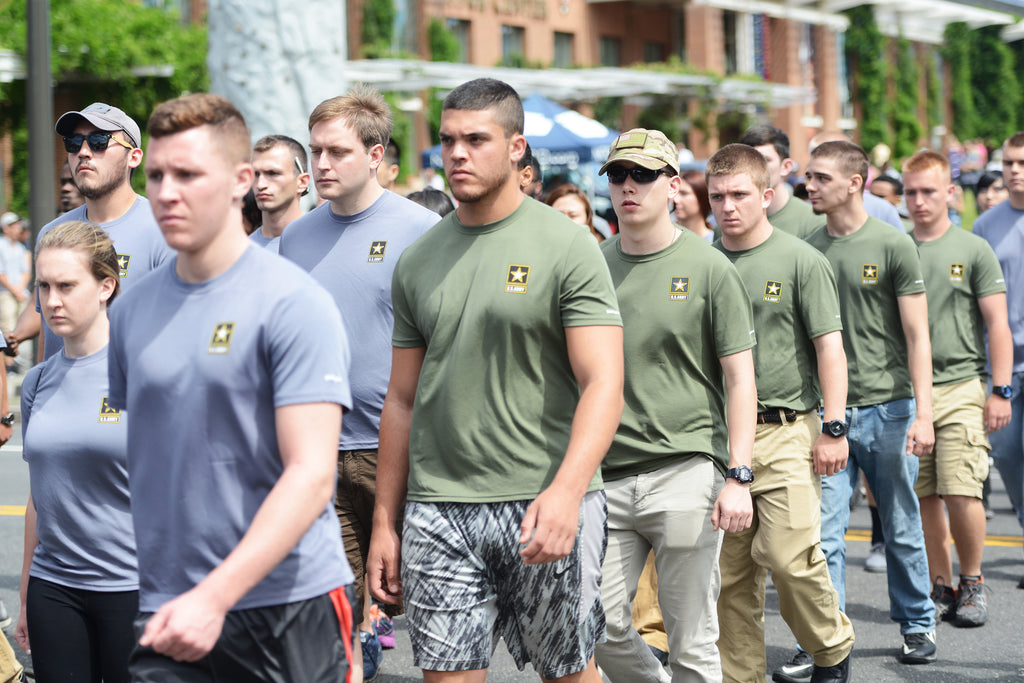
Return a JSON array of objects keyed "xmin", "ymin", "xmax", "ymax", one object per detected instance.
[
  {"xmin": 996, "ymin": 386, "xmax": 1013, "ymax": 399},
  {"xmin": 825, "ymin": 420, "xmax": 847, "ymax": 437}
]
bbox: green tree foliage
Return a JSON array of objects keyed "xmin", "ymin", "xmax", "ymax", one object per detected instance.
[
  {"xmin": 843, "ymin": 6, "xmax": 889, "ymax": 150},
  {"xmin": 942, "ymin": 22, "xmax": 977, "ymax": 140},
  {"xmin": 969, "ymin": 25, "xmax": 1021, "ymax": 146},
  {"xmin": 0, "ymin": 0, "xmax": 208, "ymax": 213},
  {"xmin": 892, "ymin": 38, "xmax": 922, "ymax": 159},
  {"xmin": 361, "ymin": 0, "xmax": 396, "ymax": 58}
]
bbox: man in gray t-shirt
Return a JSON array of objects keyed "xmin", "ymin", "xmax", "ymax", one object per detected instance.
[
  {"xmin": 280, "ymin": 87, "xmax": 438, "ymax": 677},
  {"xmin": 109, "ymin": 94, "xmax": 354, "ymax": 682},
  {"xmin": 7, "ymin": 102, "xmax": 171, "ymax": 360}
]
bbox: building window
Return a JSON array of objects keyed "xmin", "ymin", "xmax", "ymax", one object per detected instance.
[
  {"xmin": 723, "ymin": 10, "xmax": 755, "ymax": 74},
  {"xmin": 447, "ymin": 19, "xmax": 471, "ymax": 63},
  {"xmin": 502, "ymin": 25, "xmax": 526, "ymax": 66},
  {"xmin": 674, "ymin": 10, "xmax": 687, "ymax": 62},
  {"xmin": 554, "ymin": 31, "xmax": 574, "ymax": 68},
  {"xmin": 600, "ymin": 36, "xmax": 621, "ymax": 67},
  {"xmin": 643, "ymin": 42, "xmax": 665, "ymax": 63}
]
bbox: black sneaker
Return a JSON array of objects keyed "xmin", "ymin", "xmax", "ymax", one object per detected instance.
[
  {"xmin": 930, "ymin": 580, "xmax": 957, "ymax": 622},
  {"xmin": 900, "ymin": 631, "xmax": 936, "ymax": 664},
  {"xmin": 773, "ymin": 650, "xmax": 814, "ymax": 683},
  {"xmin": 810, "ymin": 652, "xmax": 851, "ymax": 683},
  {"xmin": 953, "ymin": 577, "xmax": 990, "ymax": 627}
]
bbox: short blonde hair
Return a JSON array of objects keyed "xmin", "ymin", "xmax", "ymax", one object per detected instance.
[{"xmin": 308, "ymin": 85, "xmax": 393, "ymax": 150}]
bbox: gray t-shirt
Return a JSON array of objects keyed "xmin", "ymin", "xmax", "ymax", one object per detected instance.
[
  {"xmin": 108, "ymin": 245, "xmax": 354, "ymax": 612},
  {"xmin": 37, "ymin": 196, "xmax": 173, "ymax": 359},
  {"xmin": 22, "ymin": 346, "xmax": 137, "ymax": 591},
  {"xmin": 280, "ymin": 191, "xmax": 439, "ymax": 450},
  {"xmin": 249, "ymin": 228, "xmax": 280, "ymax": 254},
  {"xmin": 973, "ymin": 201, "xmax": 1024, "ymax": 371}
]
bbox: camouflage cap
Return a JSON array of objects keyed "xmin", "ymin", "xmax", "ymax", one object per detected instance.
[{"xmin": 600, "ymin": 128, "xmax": 679, "ymax": 175}]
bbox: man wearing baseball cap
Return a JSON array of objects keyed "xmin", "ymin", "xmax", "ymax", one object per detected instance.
[
  {"xmin": 6, "ymin": 103, "xmax": 171, "ymax": 360},
  {"xmin": 594, "ymin": 129, "xmax": 757, "ymax": 682}
]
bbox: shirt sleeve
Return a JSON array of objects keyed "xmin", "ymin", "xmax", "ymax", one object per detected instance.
[
  {"xmin": 266, "ymin": 284, "xmax": 353, "ymax": 410},
  {"xmin": 710, "ymin": 256, "xmax": 757, "ymax": 358},
  {"xmin": 890, "ymin": 233, "xmax": 927, "ymax": 297},
  {"xmin": 20, "ymin": 364, "xmax": 42, "ymax": 443},
  {"xmin": 971, "ymin": 238, "xmax": 1008, "ymax": 298},
  {"xmin": 800, "ymin": 251, "xmax": 844, "ymax": 339},
  {"xmin": 558, "ymin": 230, "xmax": 622, "ymax": 328},
  {"xmin": 107, "ymin": 307, "xmax": 128, "ymax": 411},
  {"xmin": 391, "ymin": 255, "xmax": 427, "ymax": 348}
]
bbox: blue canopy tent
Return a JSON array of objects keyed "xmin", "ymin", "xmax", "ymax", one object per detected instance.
[{"xmin": 420, "ymin": 93, "xmax": 619, "ymax": 171}]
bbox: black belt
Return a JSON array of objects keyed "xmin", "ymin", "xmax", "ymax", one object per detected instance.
[{"xmin": 756, "ymin": 408, "xmax": 798, "ymax": 424}]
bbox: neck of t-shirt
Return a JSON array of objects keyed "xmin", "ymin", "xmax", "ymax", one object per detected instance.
[
  {"xmin": 912, "ymin": 218, "xmax": 952, "ymax": 243},
  {"xmin": 825, "ymin": 202, "xmax": 869, "ymax": 237}
]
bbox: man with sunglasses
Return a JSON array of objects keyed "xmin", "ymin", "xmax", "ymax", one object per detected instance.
[
  {"xmin": 594, "ymin": 129, "xmax": 757, "ymax": 682},
  {"xmin": 6, "ymin": 103, "xmax": 170, "ymax": 360}
]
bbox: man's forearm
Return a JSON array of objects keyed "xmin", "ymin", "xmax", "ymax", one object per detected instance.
[
  {"xmin": 814, "ymin": 332, "xmax": 848, "ymax": 421},
  {"xmin": 373, "ymin": 396, "xmax": 412, "ymax": 530},
  {"xmin": 549, "ymin": 371, "xmax": 623, "ymax": 499},
  {"xmin": 722, "ymin": 350, "xmax": 756, "ymax": 468}
]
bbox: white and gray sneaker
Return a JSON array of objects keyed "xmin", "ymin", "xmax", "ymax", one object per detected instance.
[
  {"xmin": 865, "ymin": 542, "xmax": 887, "ymax": 573},
  {"xmin": 0, "ymin": 599, "xmax": 11, "ymax": 630}
]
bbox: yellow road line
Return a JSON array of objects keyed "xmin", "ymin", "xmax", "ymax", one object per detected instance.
[
  {"xmin": 846, "ymin": 528, "xmax": 1021, "ymax": 547},
  {"xmin": 0, "ymin": 504, "xmax": 26, "ymax": 516}
]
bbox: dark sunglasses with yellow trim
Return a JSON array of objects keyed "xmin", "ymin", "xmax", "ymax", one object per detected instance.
[{"xmin": 63, "ymin": 132, "xmax": 134, "ymax": 154}]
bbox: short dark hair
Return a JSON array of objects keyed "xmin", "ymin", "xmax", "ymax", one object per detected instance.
[
  {"xmin": 442, "ymin": 78, "xmax": 524, "ymax": 138},
  {"xmin": 406, "ymin": 187, "xmax": 455, "ymax": 217},
  {"xmin": 871, "ymin": 174, "xmax": 904, "ymax": 195},
  {"xmin": 253, "ymin": 134, "xmax": 308, "ymax": 172},
  {"xmin": 976, "ymin": 170, "xmax": 1004, "ymax": 195},
  {"xmin": 518, "ymin": 142, "xmax": 533, "ymax": 172},
  {"xmin": 529, "ymin": 153, "xmax": 542, "ymax": 181},
  {"xmin": 1005, "ymin": 131, "xmax": 1024, "ymax": 150},
  {"xmin": 738, "ymin": 125, "xmax": 791, "ymax": 161},
  {"xmin": 810, "ymin": 140, "xmax": 869, "ymax": 189},
  {"xmin": 383, "ymin": 138, "xmax": 401, "ymax": 168}
]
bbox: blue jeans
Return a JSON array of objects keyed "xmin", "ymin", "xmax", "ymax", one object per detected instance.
[
  {"xmin": 988, "ymin": 372, "xmax": 1024, "ymax": 533},
  {"xmin": 819, "ymin": 397, "xmax": 935, "ymax": 634}
]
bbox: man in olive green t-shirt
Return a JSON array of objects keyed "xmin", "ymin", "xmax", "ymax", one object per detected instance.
[
  {"xmin": 793, "ymin": 140, "xmax": 937, "ymax": 668},
  {"xmin": 738, "ymin": 125, "xmax": 823, "ymax": 239},
  {"xmin": 709, "ymin": 144, "xmax": 854, "ymax": 683},
  {"xmin": 905, "ymin": 150, "xmax": 1012, "ymax": 629},
  {"xmin": 368, "ymin": 79, "xmax": 624, "ymax": 681},
  {"xmin": 593, "ymin": 129, "xmax": 757, "ymax": 683}
]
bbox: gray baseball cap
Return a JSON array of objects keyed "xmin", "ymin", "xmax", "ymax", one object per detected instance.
[{"xmin": 56, "ymin": 103, "xmax": 141, "ymax": 149}]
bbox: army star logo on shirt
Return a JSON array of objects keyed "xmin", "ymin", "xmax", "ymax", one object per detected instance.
[
  {"xmin": 368, "ymin": 240, "xmax": 387, "ymax": 263},
  {"xmin": 99, "ymin": 396, "xmax": 121, "ymax": 423},
  {"xmin": 506, "ymin": 264, "xmax": 530, "ymax": 293},
  {"xmin": 763, "ymin": 280, "xmax": 783, "ymax": 303},
  {"xmin": 950, "ymin": 263, "xmax": 965, "ymax": 282},
  {"xmin": 862, "ymin": 264, "xmax": 879, "ymax": 285},
  {"xmin": 117, "ymin": 254, "xmax": 130, "ymax": 278},
  {"xmin": 208, "ymin": 322, "xmax": 235, "ymax": 355},
  {"xmin": 669, "ymin": 277, "xmax": 689, "ymax": 301}
]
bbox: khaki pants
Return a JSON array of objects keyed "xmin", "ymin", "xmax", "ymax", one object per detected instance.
[
  {"xmin": 0, "ymin": 635, "xmax": 23, "ymax": 683},
  {"xmin": 718, "ymin": 412, "xmax": 854, "ymax": 683},
  {"xmin": 633, "ymin": 552, "xmax": 668, "ymax": 652},
  {"xmin": 597, "ymin": 457, "xmax": 723, "ymax": 683}
]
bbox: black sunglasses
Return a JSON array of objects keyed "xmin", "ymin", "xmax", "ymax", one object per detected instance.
[
  {"xmin": 606, "ymin": 165, "xmax": 671, "ymax": 185},
  {"xmin": 62, "ymin": 132, "xmax": 133, "ymax": 154}
]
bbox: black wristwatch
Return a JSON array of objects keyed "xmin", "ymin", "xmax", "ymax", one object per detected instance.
[
  {"xmin": 0, "ymin": 412, "xmax": 14, "ymax": 427},
  {"xmin": 993, "ymin": 385, "xmax": 1013, "ymax": 400},
  {"xmin": 822, "ymin": 419, "xmax": 848, "ymax": 438},
  {"xmin": 726, "ymin": 466, "xmax": 754, "ymax": 484}
]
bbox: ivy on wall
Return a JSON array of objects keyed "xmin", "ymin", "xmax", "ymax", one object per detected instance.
[
  {"xmin": 361, "ymin": 0, "xmax": 397, "ymax": 58},
  {"xmin": 0, "ymin": 0, "xmax": 208, "ymax": 214},
  {"xmin": 969, "ymin": 25, "xmax": 1021, "ymax": 147},
  {"xmin": 892, "ymin": 38, "xmax": 922, "ymax": 159},
  {"xmin": 842, "ymin": 6, "xmax": 889, "ymax": 151}
]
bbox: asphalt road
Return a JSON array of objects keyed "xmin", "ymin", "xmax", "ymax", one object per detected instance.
[{"xmin": 2, "ymin": 426, "xmax": 1024, "ymax": 682}]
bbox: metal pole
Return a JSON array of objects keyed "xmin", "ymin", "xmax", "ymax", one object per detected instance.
[{"xmin": 27, "ymin": 0, "xmax": 55, "ymax": 241}]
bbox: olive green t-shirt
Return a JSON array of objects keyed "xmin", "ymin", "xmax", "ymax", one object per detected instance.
[
  {"xmin": 715, "ymin": 229, "xmax": 842, "ymax": 412},
  {"xmin": 601, "ymin": 230, "xmax": 755, "ymax": 480},
  {"xmin": 391, "ymin": 199, "xmax": 622, "ymax": 503},
  {"xmin": 806, "ymin": 217, "xmax": 926, "ymax": 407},
  {"xmin": 913, "ymin": 226, "xmax": 1006, "ymax": 386},
  {"xmin": 768, "ymin": 195, "xmax": 824, "ymax": 239}
]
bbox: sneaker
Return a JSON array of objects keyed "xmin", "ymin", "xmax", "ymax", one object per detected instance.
[
  {"xmin": 810, "ymin": 652, "xmax": 851, "ymax": 683},
  {"xmin": 899, "ymin": 631, "xmax": 936, "ymax": 664},
  {"xmin": 864, "ymin": 543, "xmax": 887, "ymax": 573},
  {"xmin": 360, "ymin": 629, "xmax": 382, "ymax": 682},
  {"xmin": 0, "ymin": 599, "xmax": 11, "ymax": 630},
  {"xmin": 930, "ymin": 580, "xmax": 957, "ymax": 622},
  {"xmin": 369, "ymin": 603, "xmax": 395, "ymax": 649},
  {"xmin": 953, "ymin": 577, "xmax": 990, "ymax": 627},
  {"xmin": 772, "ymin": 650, "xmax": 814, "ymax": 683}
]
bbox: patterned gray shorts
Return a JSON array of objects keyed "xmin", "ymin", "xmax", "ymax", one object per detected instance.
[{"xmin": 401, "ymin": 491, "xmax": 607, "ymax": 677}]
